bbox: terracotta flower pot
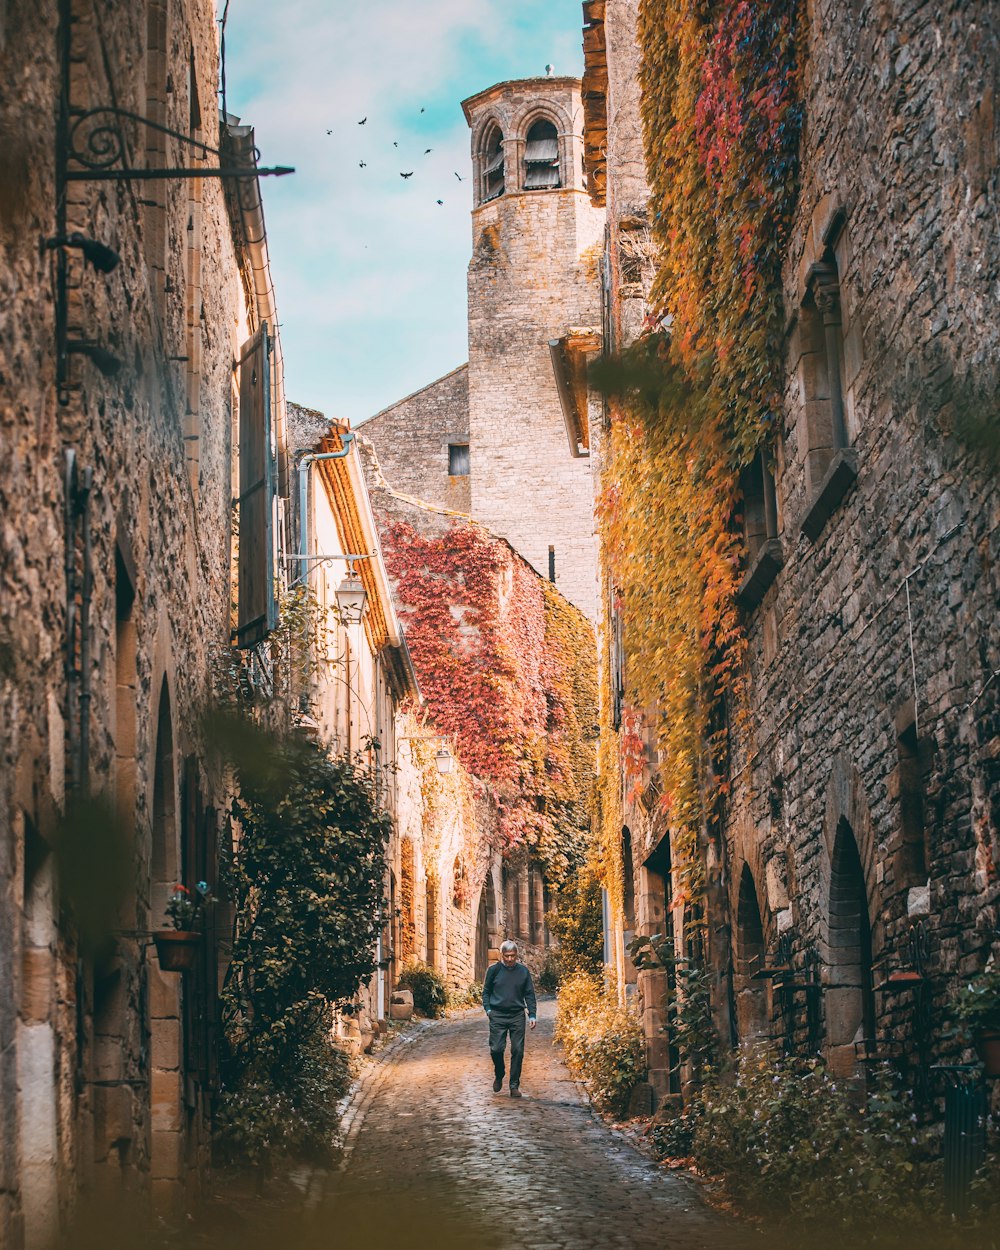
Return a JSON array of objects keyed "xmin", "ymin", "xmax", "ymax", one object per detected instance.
[
  {"xmin": 975, "ymin": 1029, "xmax": 1000, "ymax": 1078},
  {"xmin": 153, "ymin": 930, "xmax": 201, "ymax": 973}
]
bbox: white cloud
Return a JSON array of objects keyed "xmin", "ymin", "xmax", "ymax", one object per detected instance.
[{"xmin": 223, "ymin": 0, "xmax": 584, "ymax": 422}]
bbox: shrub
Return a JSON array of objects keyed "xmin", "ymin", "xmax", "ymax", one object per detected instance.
[
  {"xmin": 398, "ymin": 961, "xmax": 448, "ymax": 1018},
  {"xmin": 555, "ymin": 971, "xmax": 646, "ymax": 1118},
  {"xmin": 690, "ymin": 1054, "xmax": 942, "ymax": 1237},
  {"xmin": 447, "ymin": 980, "xmax": 483, "ymax": 1010},
  {"xmin": 214, "ymin": 1006, "xmax": 351, "ymax": 1168},
  {"xmin": 547, "ymin": 860, "xmax": 604, "ymax": 979},
  {"xmin": 647, "ymin": 1101, "xmax": 703, "ymax": 1159},
  {"xmin": 537, "ymin": 952, "xmax": 561, "ymax": 993},
  {"xmin": 214, "ymin": 726, "xmax": 390, "ymax": 1171}
]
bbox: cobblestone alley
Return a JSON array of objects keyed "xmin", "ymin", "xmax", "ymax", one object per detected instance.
[{"xmin": 321, "ymin": 999, "xmax": 757, "ymax": 1250}]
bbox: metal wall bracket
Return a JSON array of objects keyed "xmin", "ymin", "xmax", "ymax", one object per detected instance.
[{"xmin": 53, "ymin": 0, "xmax": 293, "ymax": 403}]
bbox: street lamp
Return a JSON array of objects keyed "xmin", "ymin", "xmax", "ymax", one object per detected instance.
[
  {"xmin": 335, "ymin": 570, "xmax": 368, "ymax": 626},
  {"xmin": 398, "ymin": 735, "xmax": 456, "ymax": 775}
]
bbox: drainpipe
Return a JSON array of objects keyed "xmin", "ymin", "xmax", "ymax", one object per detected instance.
[
  {"xmin": 296, "ymin": 432, "xmax": 356, "ymax": 565},
  {"xmin": 79, "ymin": 465, "xmax": 93, "ymax": 791}
]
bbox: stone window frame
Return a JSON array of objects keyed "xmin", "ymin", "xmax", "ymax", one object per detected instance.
[
  {"xmin": 521, "ymin": 116, "xmax": 562, "ymax": 191},
  {"xmin": 795, "ymin": 205, "xmax": 863, "ymax": 542},
  {"xmin": 447, "ymin": 442, "xmax": 470, "ymax": 476},
  {"xmin": 735, "ymin": 448, "xmax": 783, "ymax": 610},
  {"xmin": 472, "ymin": 115, "xmax": 506, "ymax": 205},
  {"xmin": 509, "ymin": 100, "xmax": 574, "ymax": 195}
]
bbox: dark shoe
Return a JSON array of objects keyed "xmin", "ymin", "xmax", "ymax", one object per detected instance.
[
  {"xmin": 509, "ymin": 1086, "xmax": 522, "ymax": 1099},
  {"xmin": 492, "ymin": 1076, "xmax": 503, "ymax": 1092}
]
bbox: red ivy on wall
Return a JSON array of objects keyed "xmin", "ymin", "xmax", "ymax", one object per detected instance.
[{"xmin": 382, "ymin": 519, "xmax": 596, "ymax": 886}]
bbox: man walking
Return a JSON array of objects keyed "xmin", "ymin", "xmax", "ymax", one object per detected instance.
[{"xmin": 483, "ymin": 940, "xmax": 537, "ymax": 1098}]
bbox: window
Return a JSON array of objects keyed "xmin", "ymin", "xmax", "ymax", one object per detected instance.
[
  {"xmin": 236, "ymin": 325, "xmax": 277, "ymax": 648},
  {"xmin": 523, "ymin": 118, "xmax": 560, "ymax": 190},
  {"xmin": 798, "ymin": 228, "xmax": 859, "ymax": 541},
  {"xmin": 481, "ymin": 125, "xmax": 505, "ymax": 202},
  {"xmin": 741, "ymin": 450, "xmax": 779, "ymax": 559},
  {"xmin": 893, "ymin": 719, "xmax": 929, "ymax": 886},
  {"xmin": 448, "ymin": 443, "xmax": 470, "ymax": 476}
]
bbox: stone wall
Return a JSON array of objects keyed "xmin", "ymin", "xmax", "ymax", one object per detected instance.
[
  {"xmin": 588, "ymin": 0, "xmax": 999, "ymax": 1097},
  {"xmin": 359, "ymin": 365, "xmax": 471, "ymax": 514},
  {"xmin": 0, "ymin": 0, "xmax": 267, "ymax": 1237},
  {"xmin": 722, "ymin": 0, "xmax": 1000, "ymax": 1072}
]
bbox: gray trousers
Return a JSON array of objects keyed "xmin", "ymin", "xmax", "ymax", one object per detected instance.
[{"xmin": 488, "ymin": 1012, "xmax": 526, "ymax": 1086}]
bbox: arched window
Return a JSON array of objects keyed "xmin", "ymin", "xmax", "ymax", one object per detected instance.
[
  {"xmin": 523, "ymin": 118, "xmax": 560, "ymax": 190},
  {"xmin": 825, "ymin": 819, "xmax": 875, "ymax": 1065},
  {"xmin": 733, "ymin": 865, "xmax": 769, "ymax": 1043},
  {"xmin": 481, "ymin": 124, "xmax": 505, "ymax": 202}
]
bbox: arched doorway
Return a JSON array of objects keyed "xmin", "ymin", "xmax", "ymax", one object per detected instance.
[
  {"xmin": 474, "ymin": 874, "xmax": 497, "ymax": 982},
  {"xmin": 733, "ymin": 865, "xmax": 768, "ymax": 1043},
  {"xmin": 149, "ymin": 679, "xmax": 183, "ymax": 1198},
  {"xmin": 825, "ymin": 818, "xmax": 875, "ymax": 1072}
]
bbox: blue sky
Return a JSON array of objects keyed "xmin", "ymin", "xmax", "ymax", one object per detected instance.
[{"xmin": 223, "ymin": 0, "xmax": 586, "ymax": 425}]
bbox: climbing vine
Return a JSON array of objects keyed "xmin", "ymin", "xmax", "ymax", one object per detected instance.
[
  {"xmin": 596, "ymin": 0, "xmax": 805, "ymax": 907},
  {"xmin": 382, "ymin": 519, "xmax": 597, "ymax": 890}
]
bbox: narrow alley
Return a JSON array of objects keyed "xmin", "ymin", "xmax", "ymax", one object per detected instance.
[{"xmin": 323, "ymin": 1000, "xmax": 755, "ymax": 1250}]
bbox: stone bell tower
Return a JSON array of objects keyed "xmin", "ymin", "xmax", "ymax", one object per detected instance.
[{"xmin": 462, "ymin": 77, "xmax": 605, "ymax": 621}]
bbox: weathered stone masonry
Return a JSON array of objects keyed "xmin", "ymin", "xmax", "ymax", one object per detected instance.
[
  {"xmin": 0, "ymin": 0, "xmax": 280, "ymax": 1241},
  {"xmin": 723, "ymin": 0, "xmax": 1000, "ymax": 1073}
]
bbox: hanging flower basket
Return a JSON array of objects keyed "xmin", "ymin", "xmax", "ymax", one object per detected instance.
[
  {"xmin": 975, "ymin": 1030, "xmax": 1000, "ymax": 1078},
  {"xmin": 153, "ymin": 930, "xmax": 202, "ymax": 973}
]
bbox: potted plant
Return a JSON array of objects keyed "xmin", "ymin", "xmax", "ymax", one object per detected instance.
[
  {"xmin": 153, "ymin": 881, "xmax": 213, "ymax": 973},
  {"xmin": 952, "ymin": 959, "xmax": 1000, "ymax": 1076}
]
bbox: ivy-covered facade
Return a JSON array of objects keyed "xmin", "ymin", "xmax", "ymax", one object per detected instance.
[{"xmin": 587, "ymin": 0, "xmax": 1000, "ymax": 1111}]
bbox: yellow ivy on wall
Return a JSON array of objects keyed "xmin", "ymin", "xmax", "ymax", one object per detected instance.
[{"xmin": 598, "ymin": 0, "xmax": 805, "ymax": 907}]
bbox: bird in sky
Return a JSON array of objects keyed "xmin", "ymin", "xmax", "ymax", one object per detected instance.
[
  {"xmin": 454, "ymin": 172, "xmax": 463, "ymax": 181},
  {"xmin": 326, "ymin": 129, "xmax": 332, "ymax": 135},
  {"xmin": 400, "ymin": 171, "xmax": 413, "ymax": 178},
  {"xmin": 359, "ymin": 161, "xmax": 366, "ymax": 168},
  {"xmin": 420, "ymin": 107, "xmax": 425, "ymax": 113},
  {"xmin": 436, "ymin": 199, "xmax": 443, "ymax": 205},
  {"xmin": 424, "ymin": 148, "xmax": 432, "ymax": 154},
  {"xmin": 393, "ymin": 140, "xmax": 398, "ymax": 148},
  {"xmin": 358, "ymin": 117, "xmax": 367, "ymax": 125}
]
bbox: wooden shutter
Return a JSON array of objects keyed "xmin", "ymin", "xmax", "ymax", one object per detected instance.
[{"xmin": 236, "ymin": 324, "xmax": 277, "ymax": 648}]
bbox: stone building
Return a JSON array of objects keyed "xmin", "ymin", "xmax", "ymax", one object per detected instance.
[
  {"xmin": 362, "ymin": 74, "xmax": 605, "ymax": 622},
  {"xmin": 0, "ymin": 1, "xmax": 291, "ymax": 1241},
  {"xmin": 587, "ymin": 0, "xmax": 1000, "ymax": 1105},
  {"xmin": 361, "ymin": 438, "xmax": 595, "ymax": 984}
]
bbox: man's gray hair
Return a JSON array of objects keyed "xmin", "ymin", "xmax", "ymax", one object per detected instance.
[{"xmin": 500, "ymin": 940, "xmax": 519, "ymax": 953}]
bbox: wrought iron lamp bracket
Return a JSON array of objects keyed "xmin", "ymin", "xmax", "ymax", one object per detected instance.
[
  {"xmin": 63, "ymin": 105, "xmax": 294, "ymax": 182},
  {"xmin": 53, "ymin": 0, "xmax": 293, "ymax": 405}
]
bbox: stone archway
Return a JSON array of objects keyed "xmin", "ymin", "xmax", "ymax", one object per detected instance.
[
  {"xmin": 474, "ymin": 873, "xmax": 497, "ymax": 982},
  {"xmin": 733, "ymin": 864, "xmax": 769, "ymax": 1043},
  {"xmin": 824, "ymin": 818, "xmax": 876, "ymax": 1074},
  {"xmin": 149, "ymin": 679, "xmax": 183, "ymax": 1205}
]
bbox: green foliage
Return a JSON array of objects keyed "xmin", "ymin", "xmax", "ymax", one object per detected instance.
[
  {"xmin": 398, "ymin": 961, "xmax": 448, "ymax": 1018},
  {"xmin": 629, "ymin": 933, "xmax": 718, "ymax": 1081},
  {"xmin": 536, "ymin": 953, "xmax": 561, "ymax": 993},
  {"xmin": 687, "ymin": 1055, "xmax": 944, "ymax": 1238},
  {"xmin": 446, "ymin": 980, "xmax": 484, "ymax": 1010},
  {"xmin": 214, "ymin": 1006, "xmax": 351, "ymax": 1168},
  {"xmin": 950, "ymin": 959, "xmax": 1000, "ymax": 1035},
  {"xmin": 547, "ymin": 860, "xmax": 604, "ymax": 980},
  {"xmin": 216, "ymin": 727, "xmax": 390, "ymax": 1168},
  {"xmin": 646, "ymin": 1102, "xmax": 703, "ymax": 1159},
  {"xmin": 53, "ymin": 795, "xmax": 132, "ymax": 957},
  {"xmin": 555, "ymin": 972, "xmax": 646, "ymax": 1118}
]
